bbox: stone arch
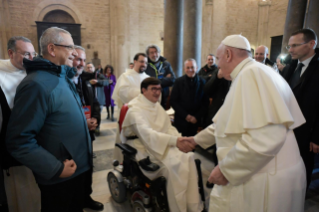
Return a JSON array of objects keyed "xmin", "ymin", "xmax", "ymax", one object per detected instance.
[{"xmin": 31, "ymin": 0, "xmax": 86, "ymax": 28}]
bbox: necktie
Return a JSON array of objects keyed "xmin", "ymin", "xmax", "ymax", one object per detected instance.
[{"xmin": 289, "ymin": 63, "xmax": 304, "ymax": 88}]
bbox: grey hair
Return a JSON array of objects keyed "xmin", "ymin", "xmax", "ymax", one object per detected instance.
[
  {"xmin": 40, "ymin": 27, "xmax": 71, "ymax": 55},
  {"xmin": 184, "ymin": 58, "xmax": 197, "ymax": 66},
  {"xmin": 74, "ymin": 45, "xmax": 85, "ymax": 52},
  {"xmin": 207, "ymin": 53, "xmax": 215, "ymax": 58},
  {"xmin": 145, "ymin": 44, "xmax": 161, "ymax": 55},
  {"xmin": 7, "ymin": 36, "xmax": 32, "ymax": 51}
]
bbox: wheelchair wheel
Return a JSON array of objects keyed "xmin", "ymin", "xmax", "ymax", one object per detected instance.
[
  {"xmin": 132, "ymin": 201, "xmax": 146, "ymax": 212},
  {"xmin": 107, "ymin": 172, "xmax": 126, "ymax": 203}
]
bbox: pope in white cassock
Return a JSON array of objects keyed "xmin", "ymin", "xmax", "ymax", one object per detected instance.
[
  {"xmin": 112, "ymin": 53, "xmax": 150, "ymax": 161},
  {"xmin": 121, "ymin": 77, "xmax": 202, "ymax": 212},
  {"xmin": 182, "ymin": 35, "xmax": 307, "ymax": 212}
]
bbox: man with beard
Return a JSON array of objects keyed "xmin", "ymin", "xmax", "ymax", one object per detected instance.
[
  {"xmin": 254, "ymin": 45, "xmax": 278, "ymax": 72},
  {"xmin": 198, "ymin": 54, "xmax": 219, "ymax": 81},
  {"xmin": 72, "ymin": 45, "xmax": 104, "ymax": 211},
  {"xmin": 112, "ymin": 53, "xmax": 150, "ymax": 162},
  {"xmin": 145, "ymin": 45, "xmax": 175, "ymax": 109}
]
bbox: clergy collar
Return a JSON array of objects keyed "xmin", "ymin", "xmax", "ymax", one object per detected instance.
[
  {"xmin": 230, "ymin": 57, "xmax": 253, "ymax": 80},
  {"xmin": 140, "ymin": 94, "xmax": 157, "ymax": 107}
]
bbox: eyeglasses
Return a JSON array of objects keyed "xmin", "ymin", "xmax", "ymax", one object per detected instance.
[
  {"xmin": 53, "ymin": 43, "xmax": 75, "ymax": 51},
  {"xmin": 16, "ymin": 51, "xmax": 38, "ymax": 59},
  {"xmin": 286, "ymin": 42, "xmax": 309, "ymax": 50},
  {"xmin": 149, "ymin": 87, "xmax": 162, "ymax": 92}
]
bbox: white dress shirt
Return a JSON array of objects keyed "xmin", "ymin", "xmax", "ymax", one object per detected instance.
[{"xmin": 299, "ymin": 53, "xmax": 316, "ymax": 76}]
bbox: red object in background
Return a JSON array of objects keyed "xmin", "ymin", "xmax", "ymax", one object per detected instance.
[
  {"xmin": 119, "ymin": 104, "xmax": 129, "ymax": 132},
  {"xmin": 83, "ymin": 105, "xmax": 91, "ymax": 119}
]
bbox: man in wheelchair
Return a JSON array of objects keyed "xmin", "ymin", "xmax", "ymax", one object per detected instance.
[{"xmin": 111, "ymin": 77, "xmax": 204, "ymax": 212}]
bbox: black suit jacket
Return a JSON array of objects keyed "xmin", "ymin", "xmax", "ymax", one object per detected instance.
[
  {"xmin": 282, "ymin": 49, "xmax": 319, "ymax": 146},
  {"xmin": 170, "ymin": 74, "xmax": 209, "ymax": 135},
  {"xmin": 203, "ymin": 69, "xmax": 230, "ymax": 127},
  {"xmin": 76, "ymin": 73, "xmax": 101, "ymax": 141}
]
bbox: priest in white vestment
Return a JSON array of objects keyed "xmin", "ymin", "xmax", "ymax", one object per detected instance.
[
  {"xmin": 182, "ymin": 35, "xmax": 307, "ymax": 212},
  {"xmin": 121, "ymin": 77, "xmax": 202, "ymax": 212},
  {"xmin": 0, "ymin": 37, "xmax": 40, "ymax": 211},
  {"xmin": 112, "ymin": 53, "xmax": 150, "ymax": 161}
]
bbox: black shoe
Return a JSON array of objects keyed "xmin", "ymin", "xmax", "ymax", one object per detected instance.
[
  {"xmin": 92, "ymin": 153, "xmax": 97, "ymax": 158},
  {"xmin": 111, "ymin": 115, "xmax": 114, "ymax": 122},
  {"xmin": 106, "ymin": 114, "xmax": 110, "ymax": 119},
  {"xmin": 83, "ymin": 198, "xmax": 104, "ymax": 211}
]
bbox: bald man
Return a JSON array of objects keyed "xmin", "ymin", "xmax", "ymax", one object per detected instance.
[
  {"xmin": 254, "ymin": 45, "xmax": 279, "ymax": 72},
  {"xmin": 179, "ymin": 35, "xmax": 306, "ymax": 212}
]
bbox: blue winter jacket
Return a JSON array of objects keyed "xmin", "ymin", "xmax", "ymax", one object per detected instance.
[{"xmin": 6, "ymin": 57, "xmax": 92, "ymax": 185}]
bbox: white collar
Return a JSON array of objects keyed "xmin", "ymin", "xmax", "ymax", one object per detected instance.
[
  {"xmin": 230, "ymin": 57, "xmax": 254, "ymax": 80},
  {"xmin": 298, "ymin": 53, "xmax": 315, "ymax": 66}
]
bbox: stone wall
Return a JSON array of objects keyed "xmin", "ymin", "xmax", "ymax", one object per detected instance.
[
  {"xmin": 201, "ymin": 0, "xmax": 289, "ymax": 66},
  {"xmin": 267, "ymin": 0, "xmax": 289, "ymax": 47},
  {"xmin": 0, "ymin": 0, "xmax": 164, "ymax": 77},
  {"xmin": 0, "ymin": 0, "xmax": 289, "ymax": 74}
]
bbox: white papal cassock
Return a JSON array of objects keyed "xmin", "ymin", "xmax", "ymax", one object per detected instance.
[
  {"xmin": 121, "ymin": 94, "xmax": 201, "ymax": 212},
  {"xmin": 195, "ymin": 58, "xmax": 307, "ymax": 212},
  {"xmin": 111, "ymin": 69, "xmax": 149, "ymax": 161},
  {"xmin": 0, "ymin": 60, "xmax": 40, "ymax": 211}
]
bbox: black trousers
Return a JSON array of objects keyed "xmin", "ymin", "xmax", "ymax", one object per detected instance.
[
  {"xmin": 299, "ymin": 142, "xmax": 315, "ymax": 189},
  {"xmin": 38, "ymin": 170, "xmax": 90, "ymax": 212}
]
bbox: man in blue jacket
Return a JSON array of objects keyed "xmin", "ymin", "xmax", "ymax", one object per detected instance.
[{"xmin": 6, "ymin": 27, "xmax": 92, "ymax": 212}]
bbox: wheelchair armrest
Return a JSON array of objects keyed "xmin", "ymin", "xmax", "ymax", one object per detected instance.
[
  {"xmin": 139, "ymin": 156, "xmax": 160, "ymax": 172},
  {"xmin": 116, "ymin": 143, "xmax": 137, "ymax": 155}
]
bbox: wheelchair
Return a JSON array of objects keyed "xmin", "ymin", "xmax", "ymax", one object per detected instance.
[{"xmin": 107, "ymin": 104, "xmax": 208, "ymax": 212}]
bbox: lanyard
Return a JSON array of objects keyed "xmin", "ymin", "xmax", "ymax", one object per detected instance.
[{"xmin": 149, "ymin": 62, "xmax": 163, "ymax": 78}]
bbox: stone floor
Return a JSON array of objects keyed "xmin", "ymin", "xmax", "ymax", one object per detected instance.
[{"xmin": 86, "ymin": 107, "xmax": 319, "ymax": 212}]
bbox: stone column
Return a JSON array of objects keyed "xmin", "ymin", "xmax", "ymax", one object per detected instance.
[
  {"xmin": 163, "ymin": 0, "xmax": 184, "ymax": 77},
  {"xmin": 109, "ymin": 0, "xmax": 129, "ymax": 79},
  {"xmin": 256, "ymin": 0, "xmax": 271, "ymax": 47},
  {"xmin": 183, "ymin": 0, "xmax": 202, "ymax": 70},
  {"xmin": 304, "ymin": 0, "xmax": 319, "ymax": 47},
  {"xmin": 201, "ymin": 0, "xmax": 214, "ymax": 66},
  {"xmin": 0, "ymin": 0, "xmax": 12, "ymax": 59},
  {"xmin": 281, "ymin": 0, "xmax": 308, "ymax": 53}
]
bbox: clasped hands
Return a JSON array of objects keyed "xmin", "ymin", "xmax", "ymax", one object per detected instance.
[
  {"xmin": 186, "ymin": 115, "xmax": 197, "ymax": 124},
  {"xmin": 176, "ymin": 137, "xmax": 197, "ymax": 153}
]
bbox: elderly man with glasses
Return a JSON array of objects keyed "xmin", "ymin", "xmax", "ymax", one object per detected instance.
[
  {"xmin": 282, "ymin": 28, "xmax": 319, "ymax": 191},
  {"xmin": 0, "ymin": 36, "xmax": 40, "ymax": 212},
  {"xmin": 6, "ymin": 27, "xmax": 93, "ymax": 212}
]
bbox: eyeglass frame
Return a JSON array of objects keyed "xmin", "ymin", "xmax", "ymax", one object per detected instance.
[
  {"xmin": 15, "ymin": 51, "xmax": 38, "ymax": 59},
  {"xmin": 147, "ymin": 87, "xmax": 162, "ymax": 92},
  {"xmin": 286, "ymin": 41, "xmax": 310, "ymax": 50},
  {"xmin": 53, "ymin": 43, "xmax": 75, "ymax": 51}
]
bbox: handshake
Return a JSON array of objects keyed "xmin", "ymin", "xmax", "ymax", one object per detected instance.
[{"xmin": 176, "ymin": 137, "xmax": 197, "ymax": 153}]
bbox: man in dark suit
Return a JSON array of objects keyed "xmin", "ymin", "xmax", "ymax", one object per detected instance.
[
  {"xmin": 72, "ymin": 46, "xmax": 104, "ymax": 211},
  {"xmin": 170, "ymin": 59, "xmax": 208, "ymax": 136},
  {"xmin": 282, "ymin": 28, "xmax": 319, "ymax": 189}
]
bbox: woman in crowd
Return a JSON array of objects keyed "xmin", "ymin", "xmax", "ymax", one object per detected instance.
[{"xmin": 103, "ymin": 65, "xmax": 116, "ymax": 121}]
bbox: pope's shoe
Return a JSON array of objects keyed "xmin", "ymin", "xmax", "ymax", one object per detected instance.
[{"xmin": 83, "ymin": 197, "xmax": 104, "ymax": 211}]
